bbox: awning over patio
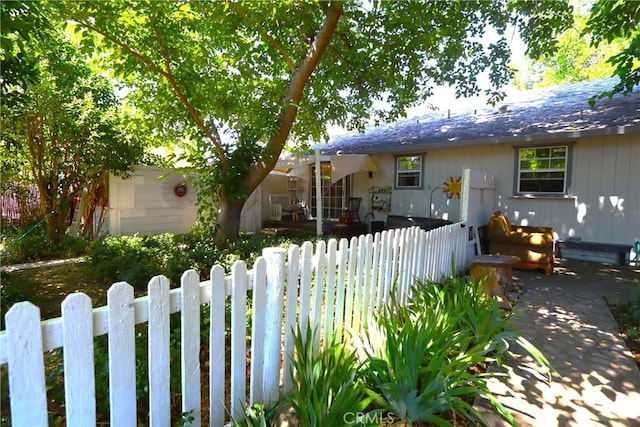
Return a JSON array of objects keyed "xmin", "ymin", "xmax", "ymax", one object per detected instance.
[
  {"xmin": 330, "ymin": 154, "xmax": 378, "ymax": 183},
  {"xmin": 273, "ymin": 153, "xmax": 377, "ymax": 184},
  {"xmin": 272, "ymin": 155, "xmax": 315, "ymax": 176}
]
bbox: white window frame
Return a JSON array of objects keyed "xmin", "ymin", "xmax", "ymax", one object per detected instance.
[
  {"xmin": 515, "ymin": 143, "xmax": 572, "ymax": 196},
  {"xmin": 394, "ymin": 154, "xmax": 424, "ymax": 189}
]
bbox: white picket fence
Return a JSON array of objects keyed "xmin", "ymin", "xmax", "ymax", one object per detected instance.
[{"xmin": 0, "ymin": 223, "xmax": 470, "ymax": 426}]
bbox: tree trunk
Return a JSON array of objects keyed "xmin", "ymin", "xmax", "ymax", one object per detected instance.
[{"xmin": 215, "ymin": 195, "xmax": 247, "ymax": 245}]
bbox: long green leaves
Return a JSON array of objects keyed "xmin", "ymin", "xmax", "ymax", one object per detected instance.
[
  {"xmin": 286, "ymin": 324, "xmax": 378, "ymax": 427},
  {"xmin": 355, "ymin": 274, "xmax": 552, "ymax": 426}
]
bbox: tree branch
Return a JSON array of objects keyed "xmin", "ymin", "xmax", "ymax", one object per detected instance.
[
  {"xmin": 230, "ymin": 2, "xmax": 297, "ymax": 74},
  {"xmin": 248, "ymin": 2, "xmax": 344, "ymax": 189},
  {"xmin": 71, "ymin": 16, "xmax": 168, "ymax": 78},
  {"xmin": 149, "ymin": 16, "xmax": 228, "ymax": 166}
]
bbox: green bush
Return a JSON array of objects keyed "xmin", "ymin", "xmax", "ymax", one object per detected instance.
[
  {"xmin": 87, "ymin": 228, "xmax": 321, "ymax": 291},
  {"xmin": 0, "ymin": 223, "xmax": 89, "ymax": 265}
]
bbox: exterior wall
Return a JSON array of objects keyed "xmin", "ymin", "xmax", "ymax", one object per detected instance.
[
  {"xmin": 108, "ymin": 166, "xmax": 198, "ymax": 236},
  {"xmin": 351, "ymin": 133, "xmax": 639, "ymax": 246},
  {"xmin": 260, "ymin": 170, "xmax": 311, "ymax": 223}
]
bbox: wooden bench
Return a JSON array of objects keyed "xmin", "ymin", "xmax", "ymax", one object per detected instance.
[
  {"xmin": 470, "ymin": 254, "xmax": 520, "ymax": 310},
  {"xmin": 557, "ymin": 240, "xmax": 632, "ymax": 265}
]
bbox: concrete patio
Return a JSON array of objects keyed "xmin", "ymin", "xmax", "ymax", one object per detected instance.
[{"xmin": 476, "ymin": 259, "xmax": 640, "ymax": 427}]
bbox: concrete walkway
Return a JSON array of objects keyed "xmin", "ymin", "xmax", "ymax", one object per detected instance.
[
  {"xmin": 476, "ymin": 259, "xmax": 640, "ymax": 427},
  {"xmin": 0, "ymin": 256, "xmax": 85, "ymax": 273}
]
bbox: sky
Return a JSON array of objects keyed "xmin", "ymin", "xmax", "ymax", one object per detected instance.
[{"xmin": 327, "ymin": 23, "xmax": 528, "ymax": 138}]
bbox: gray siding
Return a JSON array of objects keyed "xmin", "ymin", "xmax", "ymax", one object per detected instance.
[{"xmin": 353, "ymin": 134, "xmax": 639, "ymax": 246}]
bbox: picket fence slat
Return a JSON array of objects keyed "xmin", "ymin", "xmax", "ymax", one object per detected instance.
[
  {"xmin": 311, "ymin": 240, "xmax": 325, "ymax": 351},
  {"xmin": 360, "ymin": 234, "xmax": 373, "ymax": 330},
  {"xmin": 250, "ymin": 257, "xmax": 267, "ymax": 405},
  {"xmin": 148, "ymin": 275, "xmax": 171, "ymax": 427},
  {"xmin": 262, "ymin": 248, "xmax": 286, "ymax": 407},
  {"xmin": 370, "ymin": 232, "xmax": 382, "ymax": 312},
  {"xmin": 324, "ymin": 239, "xmax": 338, "ymax": 343},
  {"xmin": 181, "ymin": 270, "xmax": 202, "ymax": 426},
  {"xmin": 6, "ymin": 302, "xmax": 48, "ymax": 426},
  {"xmin": 333, "ymin": 238, "xmax": 349, "ymax": 340},
  {"xmin": 108, "ymin": 282, "xmax": 137, "ymax": 426},
  {"xmin": 230, "ymin": 261, "xmax": 248, "ymax": 421},
  {"xmin": 298, "ymin": 241, "xmax": 313, "ymax": 334},
  {"xmin": 352, "ymin": 235, "xmax": 365, "ymax": 332},
  {"xmin": 283, "ymin": 245, "xmax": 301, "ymax": 394},
  {"xmin": 1, "ymin": 222, "xmax": 470, "ymax": 427},
  {"xmin": 209, "ymin": 265, "xmax": 226, "ymax": 426},
  {"xmin": 62, "ymin": 293, "xmax": 96, "ymax": 426}
]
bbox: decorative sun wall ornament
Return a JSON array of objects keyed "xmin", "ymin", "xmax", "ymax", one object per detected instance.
[
  {"xmin": 161, "ymin": 174, "xmax": 196, "ymax": 208},
  {"xmin": 443, "ymin": 176, "xmax": 462, "ymax": 199}
]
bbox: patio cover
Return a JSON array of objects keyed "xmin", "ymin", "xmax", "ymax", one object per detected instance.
[
  {"xmin": 272, "ymin": 155, "xmax": 315, "ymax": 176},
  {"xmin": 330, "ymin": 154, "xmax": 378, "ymax": 183}
]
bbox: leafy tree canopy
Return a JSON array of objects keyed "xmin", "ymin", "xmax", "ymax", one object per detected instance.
[
  {"xmin": 1, "ymin": 22, "xmax": 146, "ymax": 244},
  {"xmin": 49, "ymin": 0, "xmax": 574, "ymax": 242},
  {"xmin": 511, "ymin": 0, "xmax": 639, "ymax": 103},
  {"xmin": 584, "ymin": 0, "xmax": 640, "ymax": 103}
]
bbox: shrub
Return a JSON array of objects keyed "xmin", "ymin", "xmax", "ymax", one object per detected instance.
[
  {"xmin": 1, "ymin": 223, "xmax": 89, "ymax": 265},
  {"xmin": 286, "ymin": 325, "xmax": 378, "ymax": 427},
  {"xmin": 354, "ymin": 275, "xmax": 551, "ymax": 426}
]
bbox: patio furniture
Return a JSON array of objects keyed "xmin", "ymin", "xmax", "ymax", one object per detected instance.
[
  {"xmin": 470, "ymin": 254, "xmax": 520, "ymax": 310},
  {"xmin": 347, "ymin": 197, "xmax": 362, "ymax": 222},
  {"xmin": 269, "ymin": 203, "xmax": 282, "ymax": 221},
  {"xmin": 487, "ymin": 210, "xmax": 555, "ymax": 274},
  {"xmin": 283, "ymin": 202, "xmax": 307, "ymax": 222},
  {"xmin": 557, "ymin": 240, "xmax": 633, "ymax": 265}
]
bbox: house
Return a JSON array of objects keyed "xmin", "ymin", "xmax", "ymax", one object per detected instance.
[
  {"xmin": 105, "ymin": 165, "xmax": 199, "ymax": 236},
  {"xmin": 105, "ymin": 165, "xmax": 263, "ymax": 237},
  {"xmin": 304, "ymin": 78, "xmax": 639, "ymax": 251}
]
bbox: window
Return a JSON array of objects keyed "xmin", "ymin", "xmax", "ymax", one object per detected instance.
[
  {"xmin": 517, "ymin": 145, "xmax": 569, "ymax": 195},
  {"xmin": 395, "ymin": 155, "xmax": 423, "ymax": 189}
]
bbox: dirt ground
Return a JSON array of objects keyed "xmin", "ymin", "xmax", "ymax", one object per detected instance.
[{"xmin": 2, "ymin": 262, "xmax": 109, "ymax": 320}]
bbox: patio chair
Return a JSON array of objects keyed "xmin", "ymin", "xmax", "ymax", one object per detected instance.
[
  {"xmin": 269, "ymin": 203, "xmax": 282, "ymax": 221},
  {"xmin": 347, "ymin": 197, "xmax": 362, "ymax": 222},
  {"xmin": 487, "ymin": 210, "xmax": 555, "ymax": 274}
]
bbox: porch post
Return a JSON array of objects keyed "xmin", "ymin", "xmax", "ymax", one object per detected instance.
[{"xmin": 315, "ymin": 148, "xmax": 322, "ymax": 236}]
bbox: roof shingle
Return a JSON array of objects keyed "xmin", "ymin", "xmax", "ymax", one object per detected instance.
[{"xmin": 319, "ymin": 78, "xmax": 640, "ymax": 155}]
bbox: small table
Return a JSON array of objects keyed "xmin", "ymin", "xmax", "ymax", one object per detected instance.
[
  {"xmin": 283, "ymin": 205, "xmax": 305, "ymax": 222},
  {"xmin": 470, "ymin": 254, "xmax": 520, "ymax": 309}
]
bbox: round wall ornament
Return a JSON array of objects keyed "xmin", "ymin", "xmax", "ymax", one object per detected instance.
[{"xmin": 174, "ymin": 183, "xmax": 188, "ymax": 198}]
